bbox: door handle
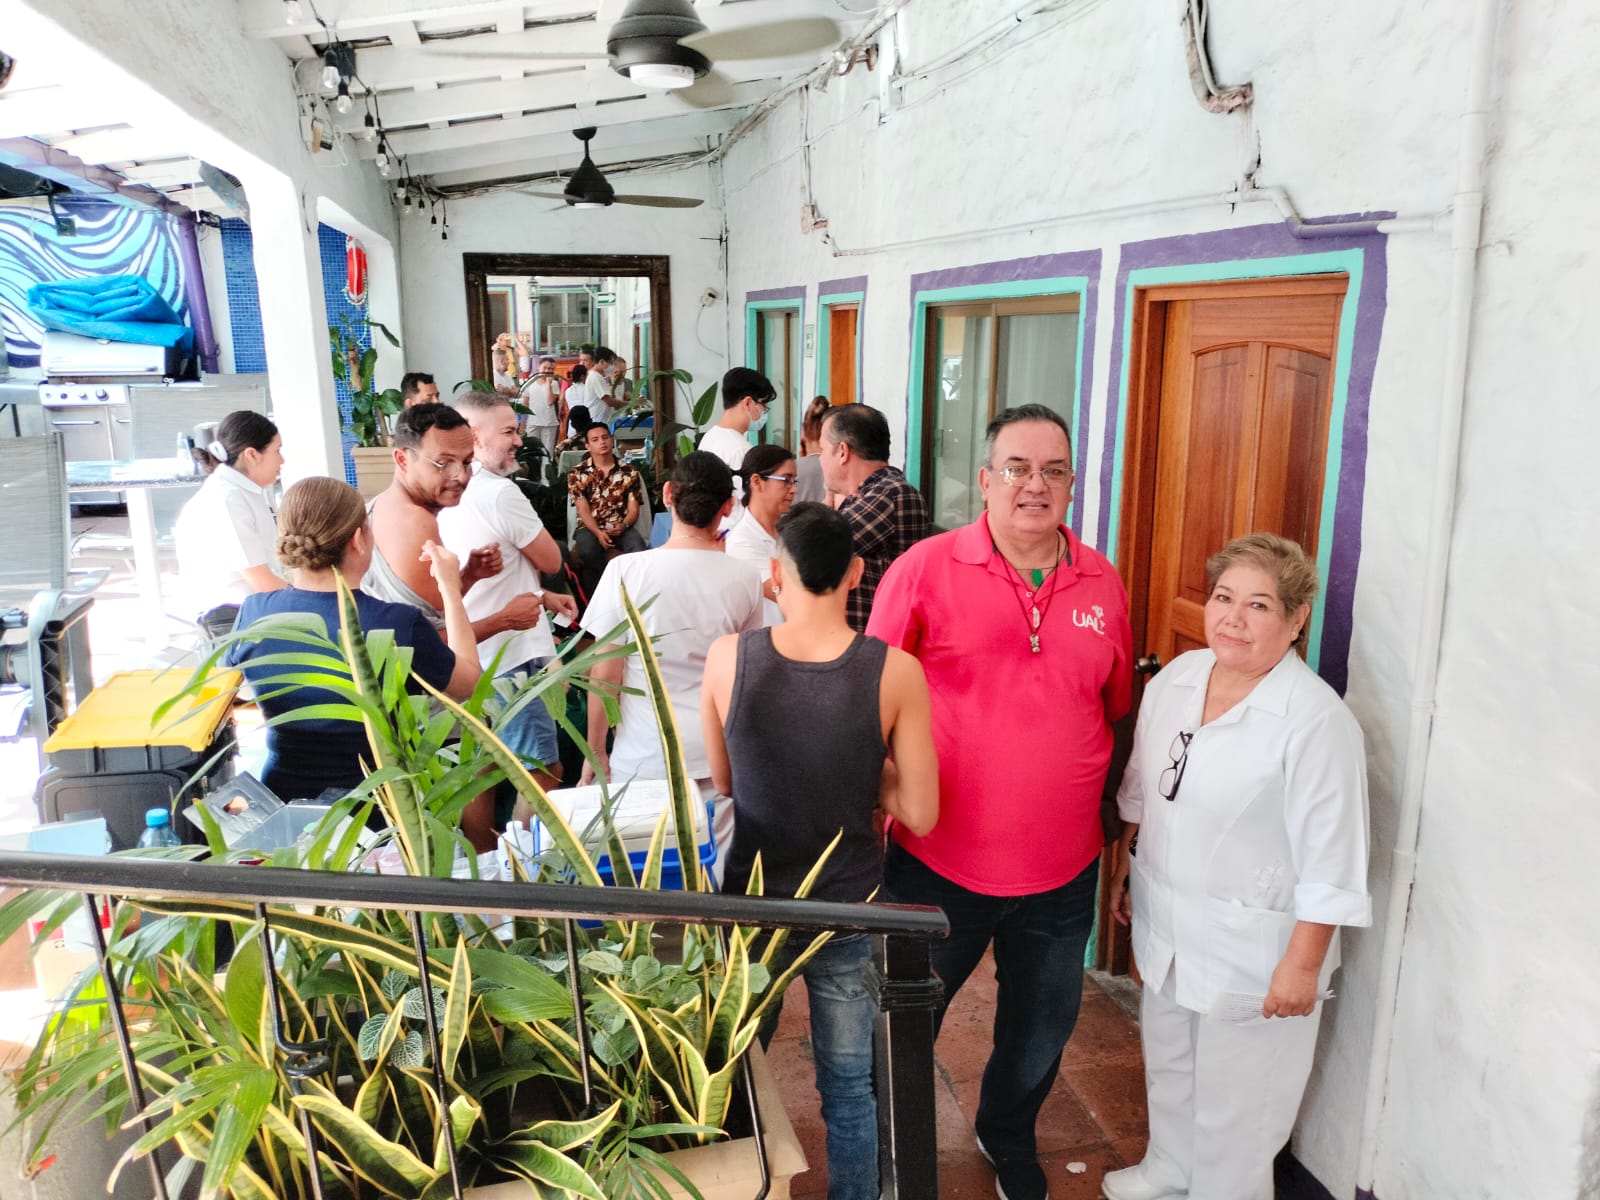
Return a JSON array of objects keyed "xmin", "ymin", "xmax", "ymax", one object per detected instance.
[
  {"xmin": 51, "ymin": 419, "xmax": 100, "ymax": 427},
  {"xmin": 1135, "ymin": 653, "xmax": 1163, "ymax": 676}
]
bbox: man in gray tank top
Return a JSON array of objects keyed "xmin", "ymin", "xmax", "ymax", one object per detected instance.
[{"xmin": 701, "ymin": 503, "xmax": 939, "ymax": 1200}]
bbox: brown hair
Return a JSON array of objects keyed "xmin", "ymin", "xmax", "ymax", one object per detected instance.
[
  {"xmin": 275, "ymin": 477, "xmax": 367, "ymax": 572},
  {"xmin": 1204, "ymin": 533, "xmax": 1319, "ymax": 647},
  {"xmin": 192, "ymin": 410, "xmax": 278, "ymax": 474},
  {"xmin": 801, "ymin": 396, "xmax": 831, "ymax": 451}
]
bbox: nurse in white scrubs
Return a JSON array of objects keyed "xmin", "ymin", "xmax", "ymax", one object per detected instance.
[
  {"xmin": 725, "ymin": 443, "xmax": 799, "ymax": 627},
  {"xmin": 173, "ymin": 410, "xmax": 286, "ymax": 635},
  {"xmin": 1103, "ymin": 532, "xmax": 1371, "ymax": 1200}
]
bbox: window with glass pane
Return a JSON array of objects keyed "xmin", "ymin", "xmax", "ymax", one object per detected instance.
[
  {"xmin": 922, "ymin": 295, "xmax": 1080, "ymax": 527},
  {"xmin": 755, "ymin": 309, "xmax": 799, "ymax": 449}
]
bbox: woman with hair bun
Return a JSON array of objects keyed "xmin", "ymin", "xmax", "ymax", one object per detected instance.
[
  {"xmin": 795, "ymin": 396, "xmax": 832, "ymax": 504},
  {"xmin": 224, "ymin": 477, "xmax": 481, "ymax": 800},
  {"xmin": 174, "ymin": 410, "xmax": 286, "ymax": 634}
]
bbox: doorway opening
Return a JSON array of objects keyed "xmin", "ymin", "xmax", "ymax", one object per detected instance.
[{"xmin": 1102, "ymin": 273, "xmax": 1350, "ymax": 972}]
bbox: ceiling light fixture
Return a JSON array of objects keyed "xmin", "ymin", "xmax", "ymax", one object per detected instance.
[
  {"xmin": 606, "ymin": 0, "xmax": 711, "ymax": 90},
  {"xmin": 321, "ymin": 51, "xmax": 341, "ymax": 91}
]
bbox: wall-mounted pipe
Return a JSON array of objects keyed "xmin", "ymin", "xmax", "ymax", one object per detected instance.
[
  {"xmin": 1353, "ymin": 0, "xmax": 1501, "ymax": 1194},
  {"xmin": 1241, "ymin": 181, "xmax": 1449, "ymax": 239},
  {"xmin": 1181, "ymin": 0, "xmax": 1252, "ymax": 113}
]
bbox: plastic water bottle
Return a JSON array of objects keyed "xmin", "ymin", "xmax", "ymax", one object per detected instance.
[
  {"xmin": 175, "ymin": 431, "xmax": 194, "ymax": 474},
  {"xmin": 137, "ymin": 808, "xmax": 182, "ymax": 849}
]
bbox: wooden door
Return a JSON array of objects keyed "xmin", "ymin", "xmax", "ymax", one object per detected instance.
[
  {"xmin": 1141, "ymin": 284, "xmax": 1343, "ymax": 665},
  {"xmin": 1103, "ymin": 276, "xmax": 1347, "ymax": 971},
  {"xmin": 828, "ymin": 304, "xmax": 858, "ymax": 405}
]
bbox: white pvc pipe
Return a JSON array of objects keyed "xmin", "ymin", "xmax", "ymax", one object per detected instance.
[{"xmin": 1353, "ymin": 0, "xmax": 1500, "ymax": 1191}]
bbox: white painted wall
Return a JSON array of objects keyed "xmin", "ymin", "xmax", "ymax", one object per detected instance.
[
  {"xmin": 717, "ymin": 2, "xmax": 1599, "ymax": 1197},
  {"xmin": 396, "ymin": 169, "xmax": 727, "ymax": 422}
]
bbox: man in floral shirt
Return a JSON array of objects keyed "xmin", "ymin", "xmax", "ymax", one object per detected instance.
[{"xmin": 568, "ymin": 422, "xmax": 645, "ymax": 596}]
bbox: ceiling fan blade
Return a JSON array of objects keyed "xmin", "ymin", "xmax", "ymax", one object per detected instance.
[
  {"xmin": 522, "ymin": 192, "xmax": 573, "ymax": 202},
  {"xmin": 673, "ymin": 69, "xmax": 737, "ymax": 110},
  {"xmin": 680, "ymin": 17, "xmax": 841, "ymax": 62},
  {"xmin": 612, "ymin": 194, "xmax": 704, "ymax": 209}
]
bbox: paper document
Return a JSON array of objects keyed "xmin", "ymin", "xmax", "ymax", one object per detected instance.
[{"xmin": 1209, "ymin": 990, "xmax": 1335, "ymax": 1023}]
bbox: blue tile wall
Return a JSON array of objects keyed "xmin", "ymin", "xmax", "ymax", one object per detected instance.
[{"xmin": 219, "ymin": 219, "xmax": 369, "ymax": 484}]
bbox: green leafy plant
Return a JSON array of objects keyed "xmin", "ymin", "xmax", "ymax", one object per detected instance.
[
  {"xmin": 1, "ymin": 580, "xmax": 830, "ymax": 1200},
  {"xmin": 651, "ymin": 368, "xmax": 720, "ymax": 459},
  {"xmin": 333, "ymin": 317, "xmax": 405, "ymax": 447}
]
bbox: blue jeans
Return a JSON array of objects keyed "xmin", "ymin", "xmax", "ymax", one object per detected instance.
[
  {"xmin": 496, "ymin": 659, "xmax": 560, "ymax": 767},
  {"xmin": 759, "ymin": 932, "xmax": 878, "ymax": 1200},
  {"xmin": 882, "ymin": 844, "xmax": 1099, "ymax": 1163}
]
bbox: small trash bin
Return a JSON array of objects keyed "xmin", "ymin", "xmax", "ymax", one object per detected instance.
[{"xmin": 35, "ymin": 669, "xmax": 241, "ymax": 850}]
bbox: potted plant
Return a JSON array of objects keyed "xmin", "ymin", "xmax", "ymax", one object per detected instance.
[
  {"xmin": 332, "ymin": 316, "xmax": 406, "ymax": 500},
  {"xmin": 1, "ymin": 585, "xmax": 821, "ymax": 1199}
]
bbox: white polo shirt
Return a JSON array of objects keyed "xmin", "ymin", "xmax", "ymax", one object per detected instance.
[
  {"xmin": 437, "ymin": 468, "xmax": 555, "ymax": 670},
  {"xmin": 173, "ymin": 464, "xmax": 281, "ymax": 611}
]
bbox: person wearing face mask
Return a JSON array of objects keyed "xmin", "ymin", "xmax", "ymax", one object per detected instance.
[
  {"xmin": 174, "ymin": 410, "xmax": 287, "ymax": 638},
  {"xmin": 698, "ymin": 367, "xmax": 776, "ymax": 531}
]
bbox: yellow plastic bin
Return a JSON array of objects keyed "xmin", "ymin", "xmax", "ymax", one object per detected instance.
[{"xmin": 36, "ymin": 669, "xmax": 242, "ymax": 849}]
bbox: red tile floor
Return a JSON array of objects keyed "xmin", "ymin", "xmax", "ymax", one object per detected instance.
[{"xmin": 766, "ymin": 953, "xmax": 1148, "ymax": 1199}]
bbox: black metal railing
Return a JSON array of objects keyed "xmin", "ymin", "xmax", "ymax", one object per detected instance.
[{"xmin": 0, "ymin": 851, "xmax": 948, "ymax": 1200}]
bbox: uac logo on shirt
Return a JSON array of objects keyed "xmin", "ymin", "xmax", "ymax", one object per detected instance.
[{"xmin": 1072, "ymin": 604, "xmax": 1107, "ymax": 636}]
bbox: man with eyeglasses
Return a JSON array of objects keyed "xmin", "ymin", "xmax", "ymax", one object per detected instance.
[
  {"xmin": 699, "ymin": 366, "xmax": 777, "ymax": 528},
  {"xmin": 867, "ymin": 404, "xmax": 1133, "ymax": 1200},
  {"xmin": 820, "ymin": 403, "xmax": 931, "ymax": 633}
]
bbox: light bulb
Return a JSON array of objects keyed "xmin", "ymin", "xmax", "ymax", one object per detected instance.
[
  {"xmin": 627, "ymin": 62, "xmax": 695, "ymax": 89},
  {"xmin": 441, "ymin": 228, "xmax": 449, "ymax": 241},
  {"xmin": 403, "ymin": 193, "xmax": 413, "ymax": 212},
  {"xmin": 375, "ymin": 150, "xmax": 391, "ymax": 176},
  {"xmin": 361, "ymin": 113, "xmax": 376, "ymax": 141},
  {"xmin": 321, "ymin": 60, "xmax": 340, "ymax": 91},
  {"xmin": 283, "ymin": 0, "xmax": 302, "ymax": 22},
  {"xmin": 430, "ymin": 212, "xmax": 437, "ymax": 226},
  {"xmin": 334, "ymin": 82, "xmax": 352, "ymax": 114}
]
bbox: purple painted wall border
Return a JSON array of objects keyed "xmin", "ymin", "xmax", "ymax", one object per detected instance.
[
  {"xmin": 818, "ymin": 274, "xmax": 868, "ymax": 297},
  {"xmin": 907, "ymin": 249, "xmax": 1103, "ymax": 535},
  {"xmin": 746, "ymin": 285, "xmax": 807, "ymax": 304},
  {"xmin": 1101, "ymin": 222, "xmax": 1390, "ymax": 695}
]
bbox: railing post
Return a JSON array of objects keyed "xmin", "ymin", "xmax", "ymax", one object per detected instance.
[{"xmin": 868, "ymin": 932, "xmax": 942, "ymax": 1199}]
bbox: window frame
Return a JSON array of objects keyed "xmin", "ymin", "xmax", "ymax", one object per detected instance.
[
  {"xmin": 745, "ymin": 297, "xmax": 805, "ymax": 450},
  {"xmin": 910, "ymin": 284, "xmax": 1087, "ymax": 524}
]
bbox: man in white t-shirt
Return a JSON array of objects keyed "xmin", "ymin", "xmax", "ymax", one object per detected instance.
[
  {"xmin": 698, "ymin": 366, "xmax": 775, "ymax": 530},
  {"xmin": 579, "ymin": 345, "xmax": 615, "ymax": 425},
  {"xmin": 440, "ymin": 392, "xmax": 579, "ymax": 797},
  {"xmin": 579, "ymin": 451, "xmax": 763, "ymax": 868},
  {"xmin": 523, "ymin": 356, "xmax": 563, "ymax": 453}
]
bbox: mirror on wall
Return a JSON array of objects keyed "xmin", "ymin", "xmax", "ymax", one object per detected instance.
[{"xmin": 463, "ymin": 252, "xmax": 672, "ymax": 423}]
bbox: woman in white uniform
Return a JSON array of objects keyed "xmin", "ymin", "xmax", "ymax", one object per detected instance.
[
  {"xmin": 1104, "ymin": 533, "xmax": 1370, "ymax": 1200},
  {"xmin": 725, "ymin": 444, "xmax": 798, "ymax": 627},
  {"xmin": 173, "ymin": 410, "xmax": 286, "ymax": 635}
]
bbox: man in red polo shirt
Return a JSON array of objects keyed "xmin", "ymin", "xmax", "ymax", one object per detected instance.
[{"xmin": 867, "ymin": 404, "xmax": 1132, "ymax": 1200}]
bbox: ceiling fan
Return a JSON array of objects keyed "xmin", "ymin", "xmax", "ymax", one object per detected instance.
[
  {"xmin": 426, "ymin": 0, "xmax": 842, "ymax": 108},
  {"xmin": 527, "ymin": 127, "xmax": 703, "ymax": 209}
]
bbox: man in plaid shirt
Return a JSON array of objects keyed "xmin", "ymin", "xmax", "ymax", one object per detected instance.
[{"xmin": 820, "ymin": 405, "xmax": 932, "ymax": 632}]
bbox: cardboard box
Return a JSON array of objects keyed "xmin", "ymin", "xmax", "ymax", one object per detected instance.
[{"xmin": 0, "ymin": 818, "xmax": 113, "ymax": 1002}]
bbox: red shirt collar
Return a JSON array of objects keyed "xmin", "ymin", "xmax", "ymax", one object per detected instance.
[{"xmin": 954, "ymin": 511, "xmax": 1100, "ymax": 575}]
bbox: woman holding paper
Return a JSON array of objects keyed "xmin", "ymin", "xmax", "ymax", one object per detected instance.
[{"xmin": 1104, "ymin": 533, "xmax": 1371, "ymax": 1200}]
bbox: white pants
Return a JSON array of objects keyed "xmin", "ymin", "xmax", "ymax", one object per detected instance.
[
  {"xmin": 532, "ymin": 424, "xmax": 558, "ymax": 454},
  {"xmin": 1138, "ymin": 965, "xmax": 1322, "ymax": 1200}
]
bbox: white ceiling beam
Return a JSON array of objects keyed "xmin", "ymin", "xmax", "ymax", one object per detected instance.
[
  {"xmin": 408, "ymin": 113, "xmax": 736, "ymax": 178},
  {"xmin": 370, "ymin": 79, "xmax": 767, "ymax": 159},
  {"xmin": 241, "ymin": 0, "xmax": 587, "ymax": 40},
  {"xmin": 0, "ymin": 86, "xmax": 135, "ymax": 140},
  {"xmin": 344, "ymin": 24, "xmax": 603, "ymax": 91},
  {"xmin": 337, "ymin": 67, "xmax": 628, "ymax": 134},
  {"xmin": 51, "ymin": 126, "xmax": 191, "ymax": 165},
  {"xmin": 118, "ymin": 159, "xmax": 205, "ymax": 187}
]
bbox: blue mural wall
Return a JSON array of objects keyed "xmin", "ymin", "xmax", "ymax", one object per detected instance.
[
  {"xmin": 217, "ymin": 218, "xmax": 366, "ymax": 485},
  {"xmin": 0, "ymin": 197, "xmax": 190, "ymax": 370}
]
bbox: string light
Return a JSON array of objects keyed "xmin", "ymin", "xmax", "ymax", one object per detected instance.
[
  {"xmin": 334, "ymin": 80, "xmax": 353, "ymax": 114},
  {"xmin": 361, "ymin": 111, "xmax": 376, "ymax": 141},
  {"xmin": 320, "ymin": 50, "xmax": 340, "ymax": 91},
  {"xmin": 283, "ymin": 0, "xmax": 303, "ymax": 22}
]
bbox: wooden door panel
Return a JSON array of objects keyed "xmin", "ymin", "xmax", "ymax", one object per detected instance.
[
  {"xmin": 829, "ymin": 306, "xmax": 858, "ymax": 404},
  {"xmin": 1188, "ymin": 294, "xmax": 1342, "ymax": 356},
  {"xmin": 1253, "ymin": 346, "xmax": 1332, "ymax": 553}
]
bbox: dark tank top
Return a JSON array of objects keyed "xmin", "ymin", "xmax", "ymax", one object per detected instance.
[{"xmin": 721, "ymin": 629, "xmax": 889, "ymax": 903}]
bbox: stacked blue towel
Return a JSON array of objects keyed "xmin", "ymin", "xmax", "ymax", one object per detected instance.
[{"xmin": 26, "ymin": 274, "xmax": 194, "ymax": 352}]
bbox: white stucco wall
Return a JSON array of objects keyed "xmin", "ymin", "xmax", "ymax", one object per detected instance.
[
  {"xmin": 716, "ymin": 2, "xmax": 1598, "ymax": 1197},
  {"xmin": 396, "ymin": 168, "xmax": 727, "ymax": 417}
]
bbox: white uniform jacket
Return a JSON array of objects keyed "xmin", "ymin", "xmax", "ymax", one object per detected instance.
[
  {"xmin": 1117, "ymin": 648, "xmax": 1371, "ymax": 1013},
  {"xmin": 173, "ymin": 464, "xmax": 280, "ymax": 611}
]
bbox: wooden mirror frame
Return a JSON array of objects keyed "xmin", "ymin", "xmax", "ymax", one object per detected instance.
[{"xmin": 462, "ymin": 252, "xmax": 675, "ymax": 421}]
